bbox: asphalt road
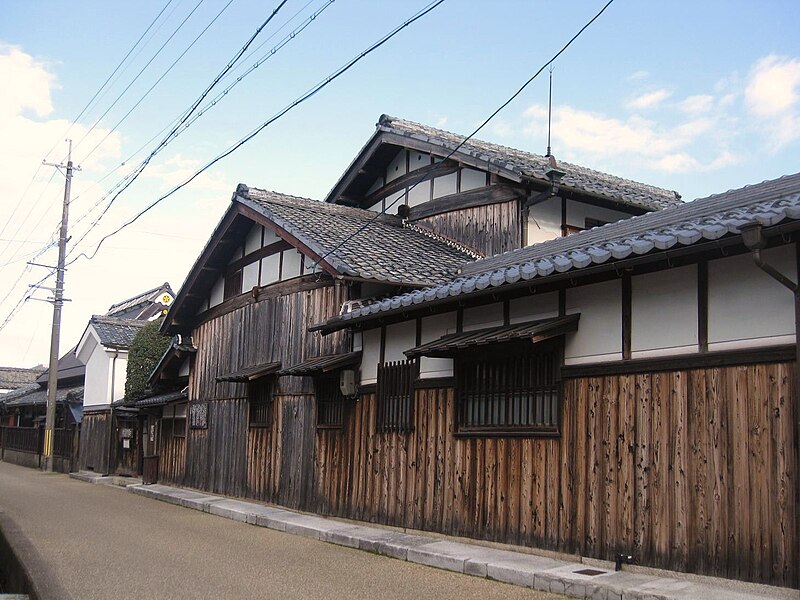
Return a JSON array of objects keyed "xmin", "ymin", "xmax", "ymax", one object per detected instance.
[{"xmin": 0, "ymin": 462, "xmax": 564, "ymax": 600}]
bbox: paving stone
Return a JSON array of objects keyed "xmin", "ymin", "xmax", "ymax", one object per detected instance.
[
  {"xmin": 244, "ymin": 505, "xmax": 286, "ymax": 526},
  {"xmin": 181, "ymin": 495, "xmax": 224, "ymax": 511},
  {"xmin": 320, "ymin": 525, "xmax": 381, "ymax": 548},
  {"xmin": 371, "ymin": 532, "xmax": 437, "ymax": 560},
  {"xmin": 485, "ymin": 554, "xmax": 566, "ymax": 589},
  {"xmin": 207, "ymin": 499, "xmax": 253, "ymax": 522},
  {"xmin": 407, "ymin": 541, "xmax": 476, "ymax": 573}
]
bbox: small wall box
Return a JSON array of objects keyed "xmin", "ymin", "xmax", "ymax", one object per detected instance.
[{"xmin": 339, "ymin": 369, "xmax": 357, "ymax": 397}]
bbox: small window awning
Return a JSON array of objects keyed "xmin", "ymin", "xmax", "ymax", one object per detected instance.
[
  {"xmin": 277, "ymin": 351, "xmax": 361, "ymax": 376},
  {"xmin": 215, "ymin": 362, "xmax": 281, "ymax": 383},
  {"xmin": 405, "ymin": 313, "xmax": 580, "ymax": 358},
  {"xmin": 132, "ymin": 390, "xmax": 188, "ymax": 407}
]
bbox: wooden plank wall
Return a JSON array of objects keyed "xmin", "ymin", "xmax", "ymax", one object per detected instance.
[
  {"xmin": 77, "ymin": 412, "xmax": 110, "ymax": 474},
  {"xmin": 312, "ymin": 362, "xmax": 797, "ymax": 587},
  {"xmin": 175, "ymin": 284, "xmax": 345, "ymax": 500},
  {"xmin": 158, "ymin": 418, "xmax": 187, "ymax": 485},
  {"xmin": 418, "ymin": 200, "xmax": 521, "ymax": 257}
]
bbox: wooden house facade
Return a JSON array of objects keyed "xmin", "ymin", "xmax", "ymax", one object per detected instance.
[{"xmin": 154, "ymin": 116, "xmax": 797, "ymax": 589}]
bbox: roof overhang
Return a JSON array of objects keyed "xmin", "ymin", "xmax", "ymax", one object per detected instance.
[
  {"xmin": 216, "ymin": 362, "xmax": 281, "ymax": 383},
  {"xmin": 277, "ymin": 351, "xmax": 361, "ymax": 376},
  {"xmin": 405, "ymin": 315, "xmax": 579, "ymax": 358}
]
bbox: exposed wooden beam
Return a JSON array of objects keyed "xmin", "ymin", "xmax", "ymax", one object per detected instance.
[
  {"xmin": 362, "ymin": 160, "xmax": 459, "ymax": 207},
  {"xmin": 407, "ymin": 184, "xmax": 525, "ymax": 221}
]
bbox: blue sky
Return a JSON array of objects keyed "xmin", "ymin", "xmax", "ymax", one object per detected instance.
[{"xmin": 1, "ymin": 0, "xmax": 799, "ymax": 367}]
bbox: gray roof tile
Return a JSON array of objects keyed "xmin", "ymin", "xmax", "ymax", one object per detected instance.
[
  {"xmin": 377, "ymin": 115, "xmax": 682, "ymax": 211},
  {"xmin": 325, "ymin": 173, "xmax": 800, "ymax": 327},
  {"xmin": 0, "ymin": 366, "xmax": 46, "ymax": 389},
  {"xmin": 237, "ymin": 187, "xmax": 479, "ymax": 286},
  {"xmin": 90, "ymin": 316, "xmax": 147, "ymax": 349}
]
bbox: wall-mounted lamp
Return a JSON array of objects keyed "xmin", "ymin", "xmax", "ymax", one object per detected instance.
[
  {"xmin": 545, "ymin": 165, "xmax": 566, "ymax": 197},
  {"xmin": 739, "ymin": 222, "xmax": 768, "ymax": 250}
]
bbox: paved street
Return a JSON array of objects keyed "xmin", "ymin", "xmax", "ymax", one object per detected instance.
[{"xmin": 0, "ymin": 462, "xmax": 563, "ymax": 600}]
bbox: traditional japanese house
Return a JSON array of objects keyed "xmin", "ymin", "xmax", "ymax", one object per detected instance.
[
  {"xmin": 314, "ymin": 172, "xmax": 800, "ymax": 588},
  {"xmin": 158, "ymin": 185, "xmax": 477, "ymax": 506},
  {"xmin": 0, "ymin": 350, "xmax": 83, "ymax": 472},
  {"xmin": 75, "ymin": 283, "xmax": 174, "ymax": 474}
]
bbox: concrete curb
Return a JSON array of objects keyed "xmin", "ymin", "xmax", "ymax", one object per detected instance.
[
  {"xmin": 126, "ymin": 484, "xmax": 798, "ymax": 600},
  {"xmin": 69, "ymin": 471, "xmax": 141, "ymax": 487}
]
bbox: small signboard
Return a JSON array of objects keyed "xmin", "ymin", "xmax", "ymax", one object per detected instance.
[{"xmin": 190, "ymin": 402, "xmax": 208, "ymax": 429}]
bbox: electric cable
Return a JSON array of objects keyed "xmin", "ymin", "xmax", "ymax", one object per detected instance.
[{"xmin": 311, "ymin": 0, "xmax": 616, "ymax": 271}]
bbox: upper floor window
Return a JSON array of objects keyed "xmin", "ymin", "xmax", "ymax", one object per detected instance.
[
  {"xmin": 377, "ymin": 359, "xmax": 414, "ymax": 433},
  {"xmin": 456, "ymin": 343, "xmax": 560, "ymax": 436},
  {"xmin": 315, "ymin": 374, "xmax": 346, "ymax": 429},
  {"xmin": 248, "ymin": 379, "xmax": 272, "ymax": 427}
]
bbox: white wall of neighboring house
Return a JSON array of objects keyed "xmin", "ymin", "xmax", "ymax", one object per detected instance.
[{"xmin": 78, "ymin": 328, "xmax": 130, "ymax": 409}]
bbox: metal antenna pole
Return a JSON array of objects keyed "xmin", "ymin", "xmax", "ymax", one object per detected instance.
[
  {"xmin": 546, "ymin": 64, "xmax": 554, "ymax": 157},
  {"xmin": 42, "ymin": 140, "xmax": 77, "ymax": 472}
]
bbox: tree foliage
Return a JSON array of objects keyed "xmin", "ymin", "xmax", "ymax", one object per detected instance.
[{"xmin": 125, "ymin": 317, "xmax": 171, "ymax": 401}]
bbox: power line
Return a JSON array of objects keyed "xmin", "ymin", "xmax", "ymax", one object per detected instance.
[
  {"xmin": 77, "ymin": 0, "xmax": 237, "ymax": 165},
  {"xmin": 312, "ymin": 0, "xmax": 616, "ymax": 271},
  {"xmin": 68, "ymin": 0, "xmax": 445, "ymax": 265},
  {"xmin": 72, "ymin": 0, "xmax": 209, "ymax": 155}
]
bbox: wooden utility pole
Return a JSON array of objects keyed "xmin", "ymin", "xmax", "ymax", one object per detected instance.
[{"xmin": 41, "ymin": 140, "xmax": 77, "ymax": 472}]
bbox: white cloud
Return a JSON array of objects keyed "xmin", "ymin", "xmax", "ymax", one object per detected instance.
[
  {"xmin": 522, "ymin": 104, "xmax": 738, "ymax": 174},
  {"xmin": 745, "ymin": 55, "xmax": 800, "ymax": 147},
  {"xmin": 745, "ymin": 55, "xmax": 800, "ymax": 117},
  {"xmin": 626, "ymin": 88, "xmax": 672, "ymax": 110},
  {"xmin": 434, "ymin": 116, "xmax": 448, "ymax": 128},
  {"xmin": 142, "ymin": 153, "xmax": 231, "ymax": 193},
  {"xmin": 628, "ymin": 70, "xmax": 649, "ymax": 81},
  {"xmin": 679, "ymin": 94, "xmax": 714, "ymax": 114},
  {"xmin": 0, "ymin": 44, "xmax": 56, "ymax": 118}
]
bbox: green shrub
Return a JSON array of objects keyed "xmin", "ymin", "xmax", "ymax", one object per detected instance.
[{"xmin": 125, "ymin": 317, "xmax": 171, "ymax": 400}]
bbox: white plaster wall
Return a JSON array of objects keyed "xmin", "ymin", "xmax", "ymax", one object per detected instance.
[
  {"xmin": 209, "ymin": 276, "xmax": 224, "ymax": 308},
  {"xmin": 461, "ymin": 168, "xmax": 486, "ymax": 192},
  {"xmin": 432, "ymin": 172, "xmax": 457, "ymax": 199},
  {"xmin": 368, "ymin": 199, "xmax": 384, "ymax": 212},
  {"xmin": 83, "ymin": 342, "xmax": 111, "ymax": 408},
  {"xmin": 352, "ymin": 331, "xmax": 363, "ymax": 352},
  {"xmin": 260, "ymin": 253, "xmax": 280, "ymax": 286},
  {"xmin": 110, "ymin": 352, "xmax": 128, "ymax": 403},
  {"xmin": 385, "ymin": 321, "xmax": 416, "ymax": 363},
  {"xmin": 407, "ymin": 180, "xmax": 430, "ymax": 207},
  {"xmin": 632, "ymin": 265, "xmax": 698, "ymax": 357},
  {"xmin": 463, "ymin": 303, "xmax": 504, "ymax": 331},
  {"xmin": 244, "ymin": 223, "xmax": 262, "ymax": 254},
  {"xmin": 360, "ymin": 328, "xmax": 381, "ymax": 385},
  {"xmin": 281, "ymin": 248, "xmax": 303, "ymax": 280},
  {"xmin": 567, "ymin": 201, "xmax": 632, "ymax": 229},
  {"xmin": 419, "ymin": 312, "xmax": 456, "ymax": 378},
  {"xmin": 509, "ymin": 292, "xmax": 559, "ymax": 324},
  {"xmin": 242, "ymin": 262, "xmax": 259, "ymax": 291},
  {"xmin": 708, "ymin": 246, "xmax": 796, "ymax": 350},
  {"xmin": 386, "ymin": 190, "xmax": 404, "ymax": 212},
  {"xmin": 527, "ymin": 197, "xmax": 561, "ymax": 245},
  {"xmin": 263, "ymin": 227, "xmax": 280, "ymax": 246},
  {"xmin": 565, "ymin": 279, "xmax": 622, "ymax": 364},
  {"xmin": 367, "ymin": 177, "xmax": 384, "ymax": 195},
  {"xmin": 386, "ymin": 149, "xmax": 407, "ymax": 183},
  {"xmin": 409, "ymin": 150, "xmax": 429, "ymax": 172}
]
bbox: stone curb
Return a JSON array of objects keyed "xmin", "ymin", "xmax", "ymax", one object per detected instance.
[{"xmin": 126, "ymin": 484, "xmax": 797, "ymax": 600}]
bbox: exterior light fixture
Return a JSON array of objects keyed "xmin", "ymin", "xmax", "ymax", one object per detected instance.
[
  {"xmin": 739, "ymin": 222, "xmax": 767, "ymax": 250},
  {"xmin": 545, "ymin": 165, "xmax": 566, "ymax": 197}
]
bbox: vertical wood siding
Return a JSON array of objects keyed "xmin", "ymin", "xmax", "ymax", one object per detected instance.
[
  {"xmin": 158, "ymin": 418, "xmax": 187, "ymax": 485},
  {"xmin": 418, "ymin": 200, "xmax": 521, "ymax": 256},
  {"xmin": 78, "ymin": 412, "xmax": 110, "ymax": 474},
  {"xmin": 312, "ymin": 363, "xmax": 797, "ymax": 587}
]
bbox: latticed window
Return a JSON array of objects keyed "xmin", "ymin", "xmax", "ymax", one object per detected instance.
[
  {"xmin": 456, "ymin": 344, "xmax": 560, "ymax": 435},
  {"xmin": 316, "ymin": 374, "xmax": 345, "ymax": 428},
  {"xmin": 247, "ymin": 379, "xmax": 271, "ymax": 427},
  {"xmin": 377, "ymin": 360, "xmax": 414, "ymax": 433}
]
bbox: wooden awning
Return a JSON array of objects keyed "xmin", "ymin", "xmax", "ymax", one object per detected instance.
[
  {"xmin": 405, "ymin": 314, "xmax": 580, "ymax": 358},
  {"xmin": 215, "ymin": 362, "xmax": 281, "ymax": 383},
  {"xmin": 277, "ymin": 351, "xmax": 361, "ymax": 376}
]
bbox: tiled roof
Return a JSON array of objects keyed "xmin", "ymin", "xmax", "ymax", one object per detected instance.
[
  {"xmin": 106, "ymin": 282, "xmax": 174, "ymax": 319},
  {"xmin": 237, "ymin": 187, "xmax": 478, "ymax": 286},
  {"xmin": 36, "ymin": 348, "xmax": 85, "ymax": 384},
  {"xmin": 323, "ymin": 173, "xmax": 800, "ymax": 328},
  {"xmin": 375, "ymin": 115, "xmax": 682, "ymax": 211},
  {"xmin": 277, "ymin": 351, "xmax": 362, "ymax": 376},
  {"xmin": 2, "ymin": 385, "xmax": 84, "ymax": 408},
  {"xmin": 114, "ymin": 389, "xmax": 187, "ymax": 408},
  {"xmin": 90, "ymin": 316, "xmax": 147, "ymax": 349},
  {"xmin": 0, "ymin": 366, "xmax": 46, "ymax": 389},
  {"xmin": 216, "ymin": 362, "xmax": 281, "ymax": 383}
]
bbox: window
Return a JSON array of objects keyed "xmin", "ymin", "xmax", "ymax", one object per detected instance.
[
  {"xmin": 584, "ymin": 217, "xmax": 609, "ymax": 229},
  {"xmin": 247, "ymin": 379, "xmax": 271, "ymax": 427},
  {"xmin": 224, "ymin": 269, "xmax": 242, "ymax": 300},
  {"xmin": 377, "ymin": 360, "xmax": 414, "ymax": 432},
  {"xmin": 163, "ymin": 403, "xmax": 187, "ymax": 438},
  {"xmin": 456, "ymin": 343, "xmax": 560, "ymax": 435},
  {"xmin": 315, "ymin": 374, "xmax": 346, "ymax": 428}
]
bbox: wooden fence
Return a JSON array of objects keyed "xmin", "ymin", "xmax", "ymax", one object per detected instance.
[{"xmin": 0, "ymin": 426, "xmax": 78, "ymax": 470}]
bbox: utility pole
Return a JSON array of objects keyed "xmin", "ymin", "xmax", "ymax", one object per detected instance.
[{"xmin": 41, "ymin": 140, "xmax": 78, "ymax": 472}]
